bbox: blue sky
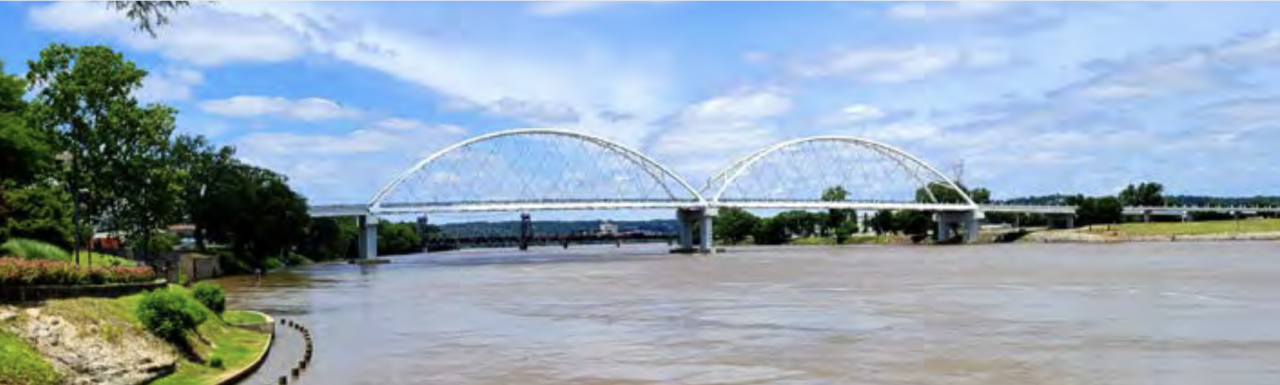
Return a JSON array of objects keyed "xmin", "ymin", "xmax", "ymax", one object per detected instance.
[{"xmin": 4, "ymin": 1, "xmax": 1280, "ymax": 209}]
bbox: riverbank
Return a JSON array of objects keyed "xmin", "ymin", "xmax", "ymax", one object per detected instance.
[
  {"xmin": 0, "ymin": 286, "xmax": 271, "ymax": 385},
  {"xmin": 1021, "ymin": 218, "xmax": 1280, "ymax": 243}
]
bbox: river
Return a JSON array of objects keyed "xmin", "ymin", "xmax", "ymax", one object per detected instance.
[{"xmin": 220, "ymin": 242, "xmax": 1280, "ymax": 385}]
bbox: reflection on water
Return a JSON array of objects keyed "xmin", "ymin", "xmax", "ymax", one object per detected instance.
[{"xmin": 220, "ymin": 242, "xmax": 1280, "ymax": 385}]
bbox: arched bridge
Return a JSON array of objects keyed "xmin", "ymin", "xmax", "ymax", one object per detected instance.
[{"xmin": 311, "ymin": 128, "xmax": 982, "ymax": 258}]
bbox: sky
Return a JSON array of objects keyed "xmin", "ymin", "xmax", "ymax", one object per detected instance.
[{"xmin": 4, "ymin": 1, "xmax": 1280, "ymax": 212}]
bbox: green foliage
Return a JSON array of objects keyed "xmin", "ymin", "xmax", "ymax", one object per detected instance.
[
  {"xmin": 820, "ymin": 186, "xmax": 853, "ymax": 238},
  {"xmin": 1119, "ymin": 182, "xmax": 1165, "ymax": 206},
  {"xmin": 751, "ymin": 218, "xmax": 789, "ymax": 245},
  {"xmin": 1068, "ymin": 195, "xmax": 1124, "ymax": 226},
  {"xmin": 0, "ymin": 238, "xmax": 70, "ymax": 260},
  {"xmin": 868, "ymin": 210, "xmax": 896, "ymax": 235},
  {"xmin": 895, "ymin": 211, "xmax": 933, "ymax": 236},
  {"xmin": 300, "ymin": 217, "xmax": 357, "ymax": 260},
  {"xmin": 208, "ymin": 355, "xmax": 223, "ymax": 369},
  {"xmin": 142, "ymin": 231, "xmax": 179, "ymax": 256},
  {"xmin": 202, "ymin": 163, "xmax": 309, "ymax": 268},
  {"xmin": 0, "ymin": 257, "xmax": 155, "ymax": 285},
  {"xmin": 0, "ymin": 329, "xmax": 61, "ymax": 385},
  {"xmin": 0, "ymin": 183, "xmax": 77, "ymax": 250},
  {"xmin": 773, "ymin": 210, "xmax": 822, "ymax": 237},
  {"xmin": 0, "ymin": 61, "xmax": 54, "ymax": 185},
  {"xmin": 377, "ymin": 221, "xmax": 422, "ymax": 255},
  {"xmin": 191, "ymin": 282, "xmax": 226, "ymax": 315},
  {"xmin": 714, "ymin": 207, "xmax": 760, "ymax": 244},
  {"xmin": 136, "ymin": 288, "xmax": 206, "ymax": 343}
]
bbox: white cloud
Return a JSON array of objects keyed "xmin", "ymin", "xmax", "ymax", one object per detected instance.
[
  {"xmin": 676, "ymin": 89, "xmax": 792, "ymax": 125},
  {"xmin": 485, "ymin": 98, "xmax": 581, "ymax": 125},
  {"xmin": 29, "ymin": 2, "xmax": 310, "ymax": 66},
  {"xmin": 135, "ymin": 68, "xmax": 203, "ymax": 103},
  {"xmin": 794, "ymin": 45, "xmax": 1010, "ymax": 83},
  {"xmin": 528, "ymin": 1, "xmax": 614, "ymax": 17},
  {"xmin": 199, "ymin": 96, "xmax": 361, "ymax": 121},
  {"xmin": 1194, "ymin": 97, "xmax": 1280, "ymax": 129},
  {"xmin": 820, "ymin": 104, "xmax": 890, "ymax": 126},
  {"xmin": 888, "ymin": 1, "xmax": 1016, "ymax": 22},
  {"xmin": 648, "ymin": 90, "xmax": 793, "ymax": 180}
]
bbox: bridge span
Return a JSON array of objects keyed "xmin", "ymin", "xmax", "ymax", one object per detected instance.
[{"xmin": 304, "ymin": 128, "xmax": 1276, "ymax": 258}]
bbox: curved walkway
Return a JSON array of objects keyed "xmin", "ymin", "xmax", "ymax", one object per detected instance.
[{"xmin": 236, "ymin": 318, "xmax": 310, "ymax": 384}]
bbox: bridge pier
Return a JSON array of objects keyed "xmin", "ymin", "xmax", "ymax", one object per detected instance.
[
  {"xmin": 1047, "ymin": 214, "xmax": 1075, "ymax": 229},
  {"xmin": 934, "ymin": 211, "xmax": 980, "ymax": 243},
  {"xmin": 519, "ymin": 213, "xmax": 532, "ymax": 251},
  {"xmin": 676, "ymin": 207, "xmax": 716, "ymax": 253},
  {"xmin": 357, "ymin": 215, "xmax": 378, "ymax": 259}
]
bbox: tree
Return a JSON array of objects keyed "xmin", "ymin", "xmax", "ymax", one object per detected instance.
[
  {"xmin": 27, "ymin": 44, "xmax": 152, "ymax": 262},
  {"xmin": 751, "ymin": 218, "xmax": 788, "ymax": 245},
  {"xmin": 821, "ymin": 186, "xmax": 855, "ymax": 242},
  {"xmin": 0, "ymin": 183, "xmax": 77, "ymax": 249},
  {"xmin": 1068, "ymin": 195, "xmax": 1123, "ymax": 226},
  {"xmin": 773, "ymin": 210, "xmax": 820, "ymax": 238},
  {"xmin": 714, "ymin": 207, "xmax": 760, "ymax": 244},
  {"xmin": 0, "ymin": 61, "xmax": 54, "ymax": 185},
  {"xmin": 107, "ymin": 1, "xmax": 191, "ymax": 37},
  {"xmin": 1119, "ymin": 182, "xmax": 1165, "ymax": 206},
  {"xmin": 969, "ymin": 187, "xmax": 992, "ymax": 204},
  {"xmin": 171, "ymin": 134, "xmax": 235, "ymax": 251},
  {"xmin": 378, "ymin": 222, "xmax": 422, "ymax": 256},
  {"xmin": 202, "ymin": 162, "xmax": 309, "ymax": 268},
  {"xmin": 869, "ymin": 210, "xmax": 896, "ymax": 235}
]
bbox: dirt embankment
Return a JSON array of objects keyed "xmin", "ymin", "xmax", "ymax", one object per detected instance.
[{"xmin": 0, "ymin": 303, "xmax": 176, "ymax": 385}]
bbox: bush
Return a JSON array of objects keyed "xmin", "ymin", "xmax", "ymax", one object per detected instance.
[
  {"xmin": 0, "ymin": 238, "xmax": 70, "ymax": 261},
  {"xmin": 0, "ymin": 258, "xmax": 156, "ymax": 285},
  {"xmin": 136, "ymin": 289, "xmax": 207, "ymax": 343},
  {"xmin": 192, "ymin": 282, "xmax": 226, "ymax": 314},
  {"xmin": 208, "ymin": 355, "xmax": 223, "ymax": 369}
]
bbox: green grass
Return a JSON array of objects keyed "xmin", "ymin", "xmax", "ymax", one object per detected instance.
[
  {"xmin": 0, "ymin": 239, "xmax": 69, "ymax": 261},
  {"xmin": 0, "ymin": 238, "xmax": 137, "ymax": 267},
  {"xmin": 0, "ymin": 329, "xmax": 61, "ymax": 385},
  {"xmin": 1084, "ymin": 218, "xmax": 1280, "ymax": 236},
  {"xmin": 221, "ymin": 310, "xmax": 267, "ymax": 326}
]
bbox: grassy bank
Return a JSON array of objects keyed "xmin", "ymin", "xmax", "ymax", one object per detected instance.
[
  {"xmin": 3, "ymin": 286, "xmax": 270, "ymax": 385},
  {"xmin": 1092, "ymin": 218, "xmax": 1280, "ymax": 236},
  {"xmin": 0, "ymin": 329, "xmax": 60, "ymax": 385}
]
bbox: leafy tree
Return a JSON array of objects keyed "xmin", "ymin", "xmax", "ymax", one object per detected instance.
[
  {"xmin": 202, "ymin": 163, "xmax": 309, "ymax": 268},
  {"xmin": 0, "ymin": 61, "xmax": 54, "ymax": 185},
  {"xmin": 27, "ymin": 44, "xmax": 153, "ymax": 260},
  {"xmin": 0, "ymin": 184, "xmax": 77, "ymax": 249},
  {"xmin": 378, "ymin": 222, "xmax": 422, "ymax": 255},
  {"xmin": 171, "ymin": 134, "xmax": 236, "ymax": 251},
  {"xmin": 107, "ymin": 1, "xmax": 191, "ymax": 37},
  {"xmin": 714, "ymin": 207, "xmax": 759, "ymax": 244},
  {"xmin": 1119, "ymin": 182, "xmax": 1165, "ymax": 206},
  {"xmin": 869, "ymin": 210, "xmax": 896, "ymax": 235},
  {"xmin": 1068, "ymin": 195, "xmax": 1124, "ymax": 226},
  {"xmin": 301, "ymin": 217, "xmax": 357, "ymax": 260},
  {"xmin": 820, "ymin": 186, "xmax": 854, "ymax": 241},
  {"xmin": 772, "ymin": 210, "xmax": 820, "ymax": 238},
  {"xmin": 969, "ymin": 187, "xmax": 992, "ymax": 204},
  {"xmin": 895, "ymin": 211, "xmax": 932, "ymax": 236},
  {"xmin": 751, "ymin": 217, "xmax": 788, "ymax": 245}
]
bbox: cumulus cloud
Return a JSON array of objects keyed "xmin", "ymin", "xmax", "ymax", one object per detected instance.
[
  {"xmin": 29, "ymin": 1, "xmax": 310, "ymax": 66},
  {"xmin": 887, "ymin": 1, "xmax": 1016, "ymax": 21},
  {"xmin": 647, "ymin": 89, "xmax": 793, "ymax": 180},
  {"xmin": 199, "ymin": 96, "xmax": 361, "ymax": 121},
  {"xmin": 794, "ymin": 44, "xmax": 1011, "ymax": 83},
  {"xmin": 135, "ymin": 68, "xmax": 204, "ymax": 103}
]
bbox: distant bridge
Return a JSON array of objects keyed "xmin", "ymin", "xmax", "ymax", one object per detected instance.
[{"xmin": 305, "ymin": 128, "xmax": 1276, "ymax": 258}]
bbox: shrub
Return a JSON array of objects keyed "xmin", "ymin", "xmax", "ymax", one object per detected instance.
[
  {"xmin": 0, "ymin": 238, "xmax": 70, "ymax": 261},
  {"xmin": 208, "ymin": 355, "xmax": 223, "ymax": 369},
  {"xmin": 0, "ymin": 258, "xmax": 156, "ymax": 285},
  {"xmin": 192, "ymin": 282, "xmax": 226, "ymax": 314},
  {"xmin": 136, "ymin": 289, "xmax": 207, "ymax": 343}
]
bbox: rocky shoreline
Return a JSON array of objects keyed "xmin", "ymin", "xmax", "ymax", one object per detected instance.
[{"xmin": 0, "ymin": 305, "xmax": 176, "ymax": 385}]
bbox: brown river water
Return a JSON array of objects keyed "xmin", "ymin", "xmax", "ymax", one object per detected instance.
[{"xmin": 219, "ymin": 242, "xmax": 1280, "ymax": 385}]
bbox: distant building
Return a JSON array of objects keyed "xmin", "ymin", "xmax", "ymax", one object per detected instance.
[{"xmin": 598, "ymin": 220, "xmax": 619, "ymax": 236}]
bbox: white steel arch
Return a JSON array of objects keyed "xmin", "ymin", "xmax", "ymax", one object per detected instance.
[
  {"xmin": 368, "ymin": 128, "xmax": 707, "ymax": 212},
  {"xmin": 704, "ymin": 135, "xmax": 978, "ymax": 209}
]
